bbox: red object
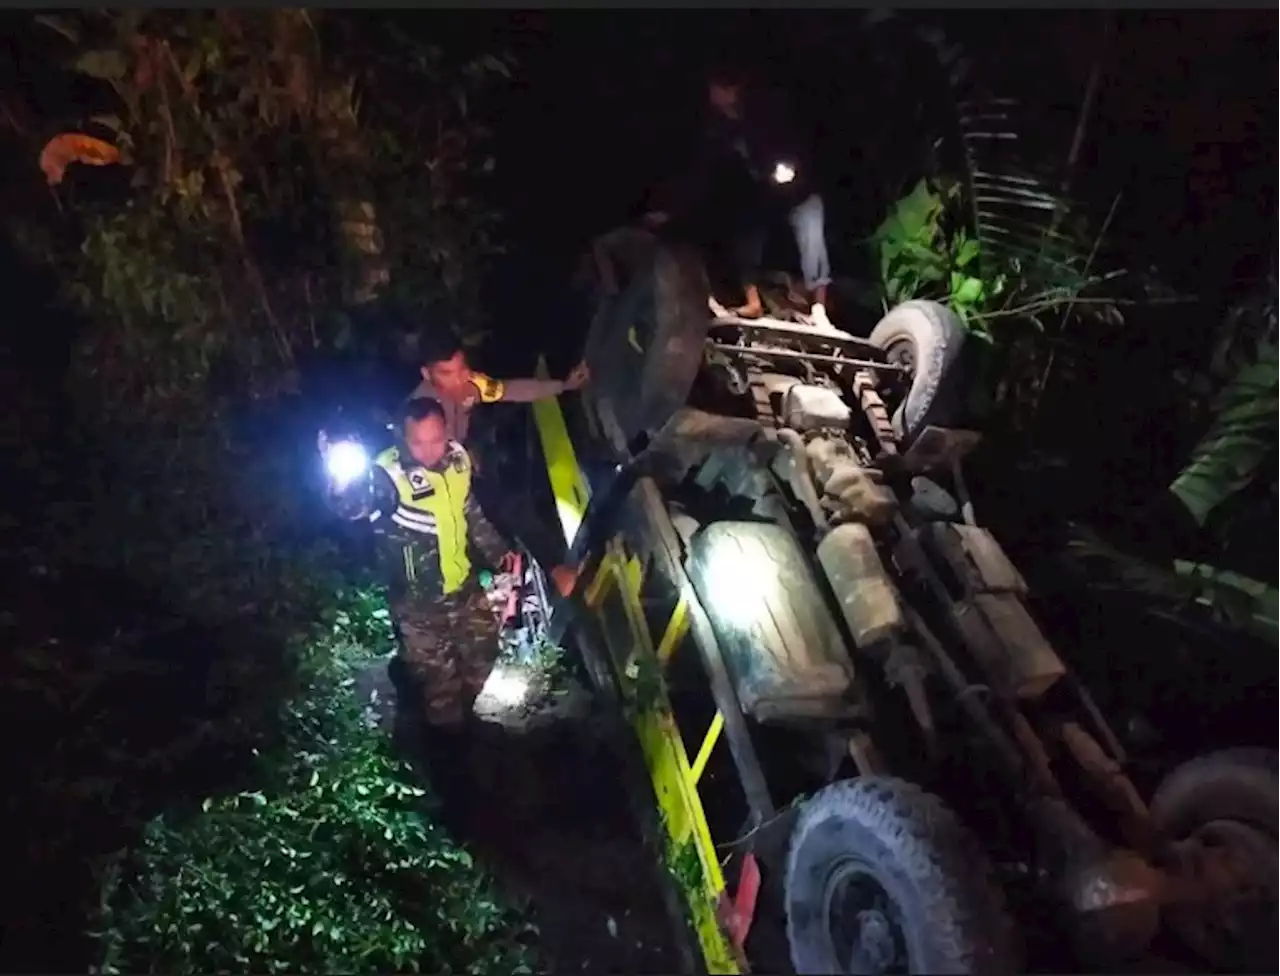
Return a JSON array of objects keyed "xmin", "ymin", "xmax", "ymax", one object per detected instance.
[
  {"xmin": 500, "ymin": 552, "xmax": 523, "ymax": 625},
  {"xmin": 717, "ymin": 852, "xmax": 761, "ymax": 953}
]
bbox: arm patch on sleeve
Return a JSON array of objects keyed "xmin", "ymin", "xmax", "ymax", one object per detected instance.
[{"xmin": 472, "ymin": 373, "xmax": 506, "ymax": 403}]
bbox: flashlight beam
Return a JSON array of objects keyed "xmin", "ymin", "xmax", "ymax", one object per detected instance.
[{"xmin": 326, "ymin": 440, "xmax": 369, "ymax": 489}]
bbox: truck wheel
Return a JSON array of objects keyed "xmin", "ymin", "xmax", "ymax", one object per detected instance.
[
  {"xmin": 1152, "ymin": 749, "xmax": 1278, "ymax": 973},
  {"xmin": 584, "ymin": 244, "xmax": 711, "ymax": 451},
  {"xmin": 785, "ymin": 777, "xmax": 1017, "ymax": 975},
  {"xmin": 867, "ymin": 300, "xmax": 966, "ymax": 442}
]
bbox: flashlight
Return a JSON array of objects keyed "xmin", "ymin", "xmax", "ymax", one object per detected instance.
[
  {"xmin": 325, "ymin": 439, "xmax": 369, "ymax": 490},
  {"xmin": 772, "ymin": 161, "xmax": 796, "ymax": 185}
]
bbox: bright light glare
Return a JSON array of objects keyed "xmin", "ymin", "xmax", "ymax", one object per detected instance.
[
  {"xmin": 699, "ymin": 538, "xmax": 777, "ymax": 623},
  {"xmin": 772, "ymin": 161, "xmax": 796, "ymax": 185},
  {"xmin": 481, "ymin": 665, "xmax": 529, "ymax": 708},
  {"xmin": 326, "ymin": 440, "xmax": 369, "ymax": 489}
]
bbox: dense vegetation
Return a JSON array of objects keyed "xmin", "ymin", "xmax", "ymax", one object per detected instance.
[
  {"xmin": 857, "ymin": 13, "xmax": 1276, "ymax": 620},
  {"xmin": 1, "ymin": 10, "xmax": 532, "ymax": 974},
  {"xmin": 0, "ymin": 8, "xmax": 1272, "ymax": 975}
]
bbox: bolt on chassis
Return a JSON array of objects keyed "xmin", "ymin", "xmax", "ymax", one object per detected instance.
[{"xmin": 528, "ymin": 238, "xmax": 1278, "ymax": 976}]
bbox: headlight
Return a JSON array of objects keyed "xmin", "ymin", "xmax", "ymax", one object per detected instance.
[
  {"xmin": 326, "ymin": 439, "xmax": 369, "ymax": 489},
  {"xmin": 772, "ymin": 161, "xmax": 796, "ymax": 185}
]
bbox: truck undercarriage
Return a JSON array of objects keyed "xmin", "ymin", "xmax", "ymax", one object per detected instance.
[{"xmin": 528, "ymin": 238, "xmax": 1277, "ymax": 975}]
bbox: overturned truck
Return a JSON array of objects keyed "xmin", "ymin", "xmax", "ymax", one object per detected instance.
[{"xmin": 532, "ymin": 233, "xmax": 1277, "ymax": 975}]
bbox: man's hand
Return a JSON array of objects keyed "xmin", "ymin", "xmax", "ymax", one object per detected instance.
[
  {"xmin": 563, "ymin": 361, "xmax": 590, "ymax": 391},
  {"xmin": 549, "ymin": 564, "xmax": 579, "ymax": 598},
  {"xmin": 317, "ymin": 429, "xmax": 331, "ymax": 458},
  {"xmin": 642, "ymin": 210, "xmax": 669, "ymax": 229}
]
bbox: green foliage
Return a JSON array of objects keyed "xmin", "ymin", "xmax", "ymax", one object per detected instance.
[
  {"xmin": 863, "ymin": 15, "xmax": 1121, "ymax": 306},
  {"xmin": 869, "ymin": 170, "xmax": 1122, "ymax": 347},
  {"xmin": 1170, "ymin": 341, "xmax": 1279, "ymax": 527},
  {"xmin": 14, "ymin": 10, "xmax": 508, "ymax": 417},
  {"xmin": 22, "ymin": 414, "xmax": 535, "ymax": 973},
  {"xmin": 871, "ymin": 178, "xmax": 1003, "ymax": 330},
  {"xmin": 860, "ymin": 14, "xmax": 1159, "ymax": 431},
  {"xmin": 94, "ymin": 603, "xmax": 533, "ymax": 975},
  {"xmin": 1066, "ymin": 526, "xmax": 1277, "ymax": 642},
  {"xmin": 2, "ymin": 15, "xmax": 533, "ymax": 971}
]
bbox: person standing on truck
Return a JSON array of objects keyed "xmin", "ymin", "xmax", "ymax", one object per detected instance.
[
  {"xmin": 644, "ymin": 62, "xmax": 834, "ymax": 326},
  {"xmin": 320, "ymin": 397, "xmax": 578, "ymax": 734},
  {"xmin": 408, "ymin": 331, "xmax": 590, "ymax": 446}
]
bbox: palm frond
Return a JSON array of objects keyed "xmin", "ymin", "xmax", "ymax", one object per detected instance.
[
  {"xmin": 1065, "ymin": 524, "xmax": 1277, "ymax": 642},
  {"xmin": 1170, "ymin": 339, "xmax": 1279, "ymax": 525},
  {"xmin": 865, "ymin": 13, "xmax": 1113, "ymax": 307},
  {"xmin": 924, "ymin": 33, "xmax": 1096, "ymax": 295}
]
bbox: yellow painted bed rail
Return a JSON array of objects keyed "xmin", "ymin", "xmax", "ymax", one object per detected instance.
[{"xmin": 531, "ymin": 359, "xmax": 741, "ymax": 974}]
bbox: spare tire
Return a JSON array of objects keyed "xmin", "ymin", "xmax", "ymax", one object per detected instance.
[
  {"xmin": 1150, "ymin": 749, "xmax": 1278, "ymax": 973},
  {"xmin": 867, "ymin": 300, "xmax": 966, "ymax": 441},
  {"xmin": 785, "ymin": 777, "xmax": 1017, "ymax": 975},
  {"xmin": 582, "ymin": 244, "xmax": 711, "ymax": 452}
]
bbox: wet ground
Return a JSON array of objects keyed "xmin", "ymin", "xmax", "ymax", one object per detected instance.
[
  {"xmin": 464, "ymin": 724, "xmax": 682, "ymax": 973},
  {"xmin": 357, "ymin": 659, "xmax": 683, "ymax": 974}
]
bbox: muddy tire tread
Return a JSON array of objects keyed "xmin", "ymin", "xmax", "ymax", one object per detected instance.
[
  {"xmin": 1150, "ymin": 747, "xmax": 1278, "ymax": 839},
  {"xmin": 785, "ymin": 776, "xmax": 1017, "ymax": 975}
]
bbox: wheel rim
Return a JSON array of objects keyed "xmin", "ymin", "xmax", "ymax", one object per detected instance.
[
  {"xmin": 885, "ymin": 338, "xmax": 916, "ymax": 374},
  {"xmin": 822, "ymin": 858, "xmax": 910, "ymax": 975},
  {"xmin": 1167, "ymin": 818, "xmax": 1278, "ymax": 969},
  {"xmin": 882, "ymin": 339, "xmax": 916, "ymax": 437}
]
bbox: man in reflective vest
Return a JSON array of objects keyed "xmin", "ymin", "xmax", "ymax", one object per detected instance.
[{"xmin": 325, "ymin": 396, "xmax": 574, "ymax": 728}]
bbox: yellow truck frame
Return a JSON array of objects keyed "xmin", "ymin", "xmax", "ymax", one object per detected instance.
[{"xmin": 530, "ymin": 365, "xmax": 777, "ymax": 976}]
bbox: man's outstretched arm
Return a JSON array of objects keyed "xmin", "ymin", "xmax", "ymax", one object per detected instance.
[{"xmin": 470, "ymin": 367, "xmax": 588, "ymax": 404}]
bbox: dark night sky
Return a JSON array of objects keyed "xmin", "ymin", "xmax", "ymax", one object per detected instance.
[{"xmin": 449, "ymin": 9, "xmax": 1275, "ymax": 366}]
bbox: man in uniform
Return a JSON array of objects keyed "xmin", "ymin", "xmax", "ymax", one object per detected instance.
[
  {"xmin": 322, "ymin": 397, "xmax": 576, "ymax": 736},
  {"xmin": 409, "ymin": 331, "xmax": 590, "ymax": 446}
]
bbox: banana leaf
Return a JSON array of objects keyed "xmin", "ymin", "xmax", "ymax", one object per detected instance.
[{"xmin": 864, "ymin": 13, "xmax": 1113, "ymax": 312}]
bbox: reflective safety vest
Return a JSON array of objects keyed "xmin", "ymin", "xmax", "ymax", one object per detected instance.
[{"xmin": 375, "ymin": 444, "xmax": 473, "ymax": 595}]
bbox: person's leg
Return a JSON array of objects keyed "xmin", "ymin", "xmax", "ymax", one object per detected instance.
[
  {"xmin": 394, "ymin": 597, "xmax": 468, "ymax": 727},
  {"xmin": 730, "ymin": 222, "xmax": 767, "ymax": 317},
  {"xmin": 392, "ymin": 595, "xmax": 475, "ymax": 832},
  {"xmin": 448, "ymin": 584, "xmax": 506, "ymax": 717},
  {"xmin": 788, "ymin": 193, "xmax": 833, "ymax": 313}
]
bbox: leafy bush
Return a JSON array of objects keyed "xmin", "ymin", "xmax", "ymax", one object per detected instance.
[
  {"xmin": 93, "ymin": 589, "xmax": 534, "ymax": 976},
  {"xmin": 2, "ymin": 11, "xmax": 536, "ymax": 974}
]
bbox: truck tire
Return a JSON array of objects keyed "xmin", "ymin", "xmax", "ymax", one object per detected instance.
[
  {"xmin": 584, "ymin": 244, "xmax": 711, "ymax": 451},
  {"xmin": 785, "ymin": 777, "xmax": 1017, "ymax": 975},
  {"xmin": 1151, "ymin": 749, "xmax": 1278, "ymax": 973},
  {"xmin": 867, "ymin": 300, "xmax": 966, "ymax": 442}
]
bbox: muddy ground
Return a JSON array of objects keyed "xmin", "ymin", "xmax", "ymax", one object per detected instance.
[{"xmin": 357, "ymin": 659, "xmax": 683, "ymax": 974}]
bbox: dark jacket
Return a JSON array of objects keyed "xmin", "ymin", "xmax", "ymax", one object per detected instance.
[
  {"xmin": 663, "ymin": 87, "xmax": 815, "ymax": 218},
  {"xmin": 329, "ymin": 441, "xmax": 507, "ymax": 602}
]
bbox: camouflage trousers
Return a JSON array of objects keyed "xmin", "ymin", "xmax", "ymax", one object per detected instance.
[{"xmin": 391, "ymin": 583, "xmax": 503, "ymax": 727}]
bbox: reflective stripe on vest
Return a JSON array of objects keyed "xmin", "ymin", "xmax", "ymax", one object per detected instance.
[{"xmin": 376, "ymin": 444, "xmax": 473, "ymax": 594}]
